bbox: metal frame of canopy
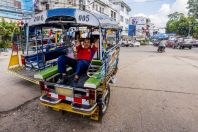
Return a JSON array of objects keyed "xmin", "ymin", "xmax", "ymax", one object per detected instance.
[
  {"xmin": 8, "ymin": 8, "xmax": 122, "ymax": 84},
  {"xmin": 26, "ymin": 8, "xmax": 122, "ymax": 60}
]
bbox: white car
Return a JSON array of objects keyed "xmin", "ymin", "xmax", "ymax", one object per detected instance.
[
  {"xmin": 120, "ymin": 40, "xmax": 130, "ymax": 47},
  {"xmin": 130, "ymin": 41, "xmax": 140, "ymax": 47},
  {"xmin": 148, "ymin": 41, "xmax": 153, "ymax": 45}
]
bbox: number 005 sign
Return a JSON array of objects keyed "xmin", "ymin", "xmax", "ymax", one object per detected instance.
[{"xmin": 76, "ymin": 10, "xmax": 99, "ymax": 26}]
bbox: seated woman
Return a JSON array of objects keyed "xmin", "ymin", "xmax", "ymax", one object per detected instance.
[{"xmin": 57, "ymin": 38, "xmax": 99, "ymax": 84}]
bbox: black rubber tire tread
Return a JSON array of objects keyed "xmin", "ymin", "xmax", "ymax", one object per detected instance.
[{"xmin": 98, "ymin": 85, "xmax": 110, "ymax": 122}]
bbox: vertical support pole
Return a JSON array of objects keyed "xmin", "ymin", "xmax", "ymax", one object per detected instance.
[
  {"xmin": 41, "ymin": 27, "xmax": 44, "ymax": 54},
  {"xmin": 102, "ymin": 29, "xmax": 107, "ymax": 52},
  {"xmin": 35, "ymin": 27, "xmax": 39, "ymax": 69},
  {"xmin": 90, "ymin": 27, "xmax": 93, "ymax": 44},
  {"xmin": 25, "ymin": 25, "xmax": 29, "ymax": 55},
  {"xmin": 41, "ymin": 26, "xmax": 45, "ymax": 68},
  {"xmin": 55, "ymin": 31, "xmax": 58, "ymax": 48},
  {"xmin": 99, "ymin": 27, "xmax": 103, "ymax": 60},
  {"xmin": 20, "ymin": 26, "xmax": 24, "ymax": 54}
]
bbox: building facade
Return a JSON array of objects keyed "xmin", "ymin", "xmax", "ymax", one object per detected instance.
[
  {"xmin": 38, "ymin": 0, "xmax": 131, "ymax": 36},
  {"xmin": 110, "ymin": 0, "xmax": 131, "ymax": 36},
  {"xmin": 0, "ymin": 0, "xmax": 33, "ymax": 21},
  {"xmin": 38, "ymin": 0, "xmax": 118, "ymax": 20}
]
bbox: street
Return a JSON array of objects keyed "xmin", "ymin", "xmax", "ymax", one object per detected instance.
[{"xmin": 1, "ymin": 46, "xmax": 198, "ymax": 132}]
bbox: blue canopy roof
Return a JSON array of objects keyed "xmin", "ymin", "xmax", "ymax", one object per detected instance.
[{"xmin": 28, "ymin": 8, "xmax": 119, "ymax": 29}]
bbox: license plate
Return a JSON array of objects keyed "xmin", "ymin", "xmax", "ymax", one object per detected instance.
[{"xmin": 55, "ymin": 87, "xmax": 73, "ymax": 97}]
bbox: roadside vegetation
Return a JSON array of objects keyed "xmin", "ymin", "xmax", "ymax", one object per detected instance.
[
  {"xmin": 0, "ymin": 18, "xmax": 20, "ymax": 52},
  {"xmin": 166, "ymin": 0, "xmax": 198, "ymax": 38}
]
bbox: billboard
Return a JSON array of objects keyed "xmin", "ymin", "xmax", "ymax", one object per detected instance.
[
  {"xmin": 130, "ymin": 17, "xmax": 147, "ymax": 25},
  {"xmin": 128, "ymin": 25, "xmax": 136, "ymax": 36},
  {"xmin": 21, "ymin": 0, "xmax": 33, "ymax": 11}
]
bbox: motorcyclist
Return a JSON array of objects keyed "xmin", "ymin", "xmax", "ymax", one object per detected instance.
[{"xmin": 158, "ymin": 39, "xmax": 166, "ymax": 52}]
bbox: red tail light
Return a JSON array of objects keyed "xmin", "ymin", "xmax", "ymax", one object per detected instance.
[
  {"xmin": 74, "ymin": 97, "xmax": 82, "ymax": 104},
  {"xmin": 21, "ymin": 55, "xmax": 25, "ymax": 65},
  {"xmin": 82, "ymin": 96, "xmax": 89, "ymax": 100}
]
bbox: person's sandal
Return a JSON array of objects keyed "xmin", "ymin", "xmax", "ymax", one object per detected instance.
[{"xmin": 57, "ymin": 75, "xmax": 68, "ymax": 84}]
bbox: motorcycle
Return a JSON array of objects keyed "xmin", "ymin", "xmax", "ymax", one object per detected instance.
[{"xmin": 157, "ymin": 46, "xmax": 165, "ymax": 53}]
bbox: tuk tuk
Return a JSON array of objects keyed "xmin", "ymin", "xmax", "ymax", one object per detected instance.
[{"xmin": 8, "ymin": 8, "xmax": 121, "ymax": 121}]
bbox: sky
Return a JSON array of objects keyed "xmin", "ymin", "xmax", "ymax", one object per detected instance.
[{"xmin": 124, "ymin": 0, "xmax": 189, "ymax": 27}]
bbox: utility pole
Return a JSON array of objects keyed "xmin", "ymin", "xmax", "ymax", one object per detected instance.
[{"xmin": 188, "ymin": 22, "xmax": 191, "ymax": 37}]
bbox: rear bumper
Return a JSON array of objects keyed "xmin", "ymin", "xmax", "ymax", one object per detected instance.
[{"xmin": 40, "ymin": 94, "xmax": 97, "ymax": 115}]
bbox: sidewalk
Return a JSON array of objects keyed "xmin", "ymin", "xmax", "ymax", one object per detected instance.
[{"xmin": 0, "ymin": 52, "xmax": 39, "ymax": 112}]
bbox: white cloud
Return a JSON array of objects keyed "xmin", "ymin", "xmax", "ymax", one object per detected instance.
[
  {"xmin": 158, "ymin": 4, "xmax": 171, "ymax": 15},
  {"xmin": 133, "ymin": 0, "xmax": 188, "ymax": 27},
  {"xmin": 134, "ymin": 13, "xmax": 147, "ymax": 17},
  {"xmin": 171, "ymin": 0, "xmax": 188, "ymax": 15}
]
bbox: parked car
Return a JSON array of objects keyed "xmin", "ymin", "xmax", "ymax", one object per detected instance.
[
  {"xmin": 166, "ymin": 39, "xmax": 176, "ymax": 47},
  {"xmin": 130, "ymin": 41, "xmax": 140, "ymax": 47},
  {"xmin": 120, "ymin": 40, "xmax": 129, "ymax": 47},
  {"xmin": 173, "ymin": 38, "xmax": 183, "ymax": 49},
  {"xmin": 193, "ymin": 40, "xmax": 198, "ymax": 47},
  {"xmin": 177, "ymin": 38, "xmax": 193, "ymax": 49},
  {"xmin": 153, "ymin": 40, "xmax": 160, "ymax": 46}
]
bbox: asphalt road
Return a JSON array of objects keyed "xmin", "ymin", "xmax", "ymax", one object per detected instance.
[
  {"xmin": 1, "ymin": 46, "xmax": 198, "ymax": 132},
  {"xmin": 0, "ymin": 52, "xmax": 39, "ymax": 112}
]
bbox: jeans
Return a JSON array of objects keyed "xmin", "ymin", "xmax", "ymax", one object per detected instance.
[{"xmin": 58, "ymin": 55, "xmax": 90, "ymax": 76}]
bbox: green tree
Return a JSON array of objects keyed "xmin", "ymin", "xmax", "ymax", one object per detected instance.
[
  {"xmin": 187, "ymin": 0, "xmax": 198, "ymax": 18},
  {"xmin": 168, "ymin": 12, "xmax": 184, "ymax": 21},
  {"xmin": 166, "ymin": 12, "xmax": 184, "ymax": 34},
  {"xmin": 166, "ymin": 12, "xmax": 198, "ymax": 38},
  {"xmin": 193, "ymin": 26, "xmax": 198, "ymax": 38},
  {"xmin": 177, "ymin": 17, "xmax": 190, "ymax": 36},
  {"xmin": 166, "ymin": 20, "xmax": 179, "ymax": 33},
  {"xmin": 0, "ymin": 18, "xmax": 20, "ymax": 50}
]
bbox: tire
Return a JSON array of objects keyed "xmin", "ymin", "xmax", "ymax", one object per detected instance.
[
  {"xmin": 189, "ymin": 46, "xmax": 192, "ymax": 49},
  {"xmin": 158, "ymin": 47, "xmax": 162, "ymax": 53},
  {"xmin": 98, "ymin": 85, "xmax": 110, "ymax": 121}
]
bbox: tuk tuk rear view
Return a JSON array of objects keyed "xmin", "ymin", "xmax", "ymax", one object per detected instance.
[{"xmin": 9, "ymin": 8, "xmax": 121, "ymax": 121}]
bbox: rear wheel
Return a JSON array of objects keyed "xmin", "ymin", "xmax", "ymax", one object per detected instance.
[{"xmin": 98, "ymin": 85, "xmax": 110, "ymax": 121}]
